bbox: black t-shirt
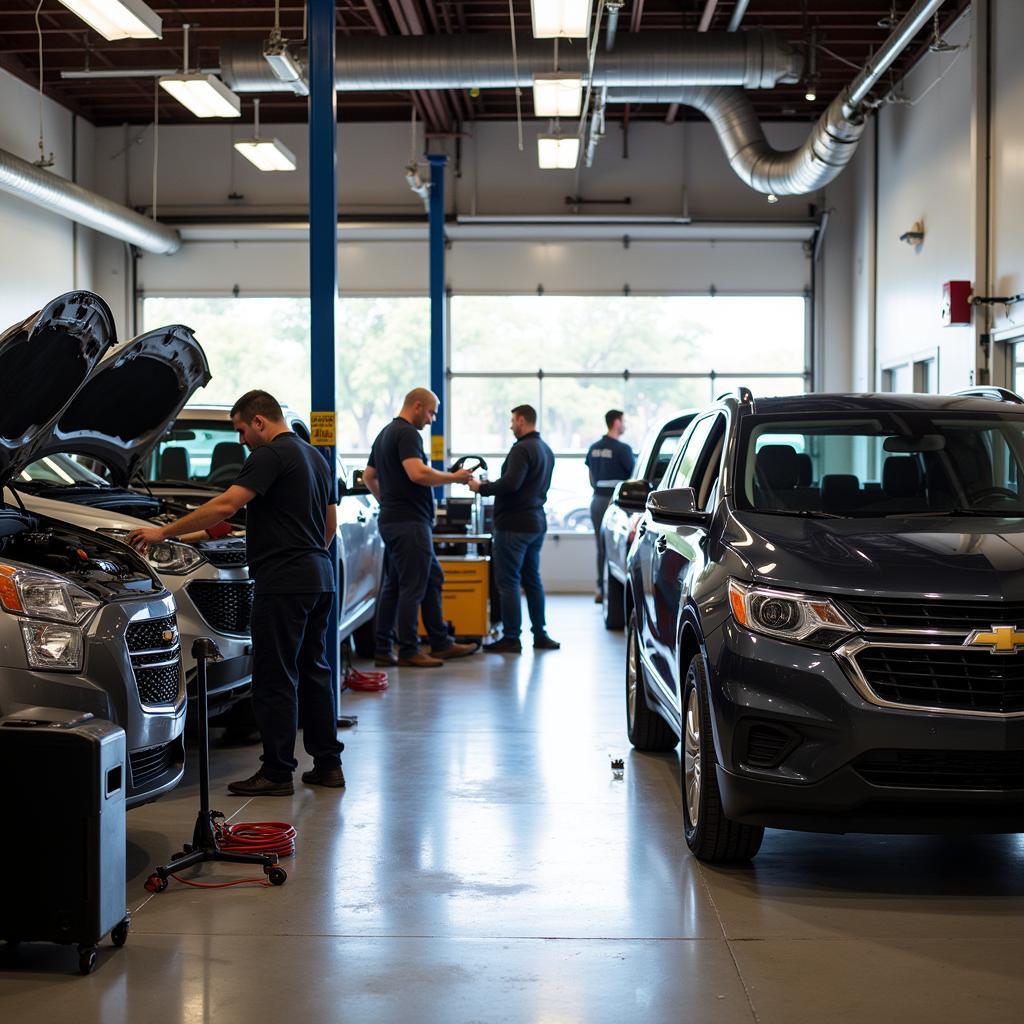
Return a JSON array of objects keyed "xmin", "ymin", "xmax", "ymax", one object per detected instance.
[
  {"xmin": 233, "ymin": 432, "xmax": 334, "ymax": 594},
  {"xmin": 367, "ymin": 417, "xmax": 434, "ymax": 526}
]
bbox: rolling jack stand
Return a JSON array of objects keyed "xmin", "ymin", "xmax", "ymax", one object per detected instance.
[{"xmin": 145, "ymin": 638, "xmax": 287, "ymax": 892}]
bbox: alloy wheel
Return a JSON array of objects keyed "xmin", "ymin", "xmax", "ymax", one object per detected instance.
[{"xmin": 684, "ymin": 685, "xmax": 702, "ymax": 827}]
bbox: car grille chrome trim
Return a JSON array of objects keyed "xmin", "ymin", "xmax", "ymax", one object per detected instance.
[
  {"xmin": 125, "ymin": 613, "xmax": 185, "ymax": 711},
  {"xmin": 836, "ymin": 637, "xmax": 1024, "ymax": 719}
]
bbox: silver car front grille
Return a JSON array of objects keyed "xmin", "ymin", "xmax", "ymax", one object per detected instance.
[{"xmin": 125, "ymin": 614, "xmax": 183, "ymax": 709}]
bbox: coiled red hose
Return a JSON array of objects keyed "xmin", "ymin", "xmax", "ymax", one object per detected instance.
[
  {"xmin": 344, "ymin": 666, "xmax": 389, "ymax": 692},
  {"xmin": 162, "ymin": 820, "xmax": 297, "ymax": 890}
]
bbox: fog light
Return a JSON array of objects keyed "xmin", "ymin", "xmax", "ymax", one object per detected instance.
[{"xmin": 20, "ymin": 622, "xmax": 84, "ymax": 671}]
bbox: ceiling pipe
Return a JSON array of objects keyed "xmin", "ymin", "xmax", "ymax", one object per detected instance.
[
  {"xmin": 727, "ymin": 0, "xmax": 751, "ymax": 33},
  {"xmin": 605, "ymin": 0, "xmax": 622, "ymax": 51},
  {"xmin": 220, "ymin": 31, "xmax": 802, "ymax": 92},
  {"xmin": 667, "ymin": 0, "xmax": 720, "ymax": 123},
  {"xmin": 0, "ymin": 146, "xmax": 181, "ymax": 254},
  {"xmin": 607, "ymin": 0, "xmax": 949, "ymax": 196}
]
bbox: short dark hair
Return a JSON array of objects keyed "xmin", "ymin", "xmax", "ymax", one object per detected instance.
[
  {"xmin": 231, "ymin": 390, "xmax": 285, "ymax": 423},
  {"xmin": 605, "ymin": 408, "xmax": 625, "ymax": 429},
  {"xmin": 511, "ymin": 404, "xmax": 537, "ymax": 425}
]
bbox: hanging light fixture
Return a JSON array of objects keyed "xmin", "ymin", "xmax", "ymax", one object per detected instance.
[
  {"xmin": 233, "ymin": 98, "xmax": 296, "ymax": 172},
  {"xmin": 56, "ymin": 0, "xmax": 161, "ymax": 41},
  {"xmin": 160, "ymin": 23, "xmax": 240, "ymax": 118},
  {"xmin": 537, "ymin": 133, "xmax": 580, "ymax": 169},
  {"xmin": 532, "ymin": 73, "xmax": 584, "ymax": 117},
  {"xmin": 262, "ymin": 0, "xmax": 309, "ymax": 96},
  {"xmin": 530, "ymin": 0, "xmax": 593, "ymax": 39}
]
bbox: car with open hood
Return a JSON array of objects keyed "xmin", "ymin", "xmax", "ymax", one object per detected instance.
[
  {"xmin": 10, "ymin": 326, "xmax": 257, "ymax": 718},
  {"xmin": 144, "ymin": 404, "xmax": 384, "ymax": 660},
  {"xmin": 0, "ymin": 291, "xmax": 185, "ymax": 806},
  {"xmin": 625, "ymin": 388, "xmax": 1024, "ymax": 862}
]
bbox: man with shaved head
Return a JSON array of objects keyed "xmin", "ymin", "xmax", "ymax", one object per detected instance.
[{"xmin": 364, "ymin": 388, "xmax": 479, "ymax": 667}]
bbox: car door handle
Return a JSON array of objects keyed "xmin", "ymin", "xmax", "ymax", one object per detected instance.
[
  {"xmin": 356, "ymin": 512, "xmax": 367, "ymax": 524},
  {"xmin": 656, "ymin": 535, "xmax": 668, "ymax": 554}
]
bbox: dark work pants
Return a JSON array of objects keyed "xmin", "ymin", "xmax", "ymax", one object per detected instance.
[
  {"xmin": 492, "ymin": 528, "xmax": 547, "ymax": 641},
  {"xmin": 376, "ymin": 520, "xmax": 449, "ymax": 657},
  {"xmin": 250, "ymin": 591, "xmax": 343, "ymax": 782},
  {"xmin": 590, "ymin": 492, "xmax": 612, "ymax": 592}
]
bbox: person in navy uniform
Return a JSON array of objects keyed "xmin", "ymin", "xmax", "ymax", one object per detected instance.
[
  {"xmin": 585, "ymin": 409, "xmax": 635, "ymax": 603},
  {"xmin": 128, "ymin": 390, "xmax": 345, "ymax": 796}
]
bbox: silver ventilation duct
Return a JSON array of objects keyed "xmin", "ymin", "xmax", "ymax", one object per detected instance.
[
  {"xmin": 221, "ymin": 31, "xmax": 802, "ymax": 93},
  {"xmin": 606, "ymin": 0, "xmax": 949, "ymax": 195},
  {"xmin": 0, "ymin": 146, "xmax": 181, "ymax": 255}
]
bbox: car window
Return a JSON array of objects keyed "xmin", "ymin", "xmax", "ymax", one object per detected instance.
[
  {"xmin": 662, "ymin": 415, "xmax": 717, "ymax": 491},
  {"xmin": 649, "ymin": 431, "xmax": 684, "ymax": 486},
  {"xmin": 152, "ymin": 422, "xmax": 241, "ymax": 481},
  {"xmin": 692, "ymin": 416, "xmax": 727, "ymax": 509},
  {"xmin": 19, "ymin": 454, "xmax": 110, "ymax": 487}
]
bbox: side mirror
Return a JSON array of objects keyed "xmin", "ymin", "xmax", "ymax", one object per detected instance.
[
  {"xmin": 343, "ymin": 468, "xmax": 370, "ymax": 497},
  {"xmin": 647, "ymin": 487, "xmax": 710, "ymax": 527},
  {"xmin": 614, "ymin": 478, "xmax": 653, "ymax": 513}
]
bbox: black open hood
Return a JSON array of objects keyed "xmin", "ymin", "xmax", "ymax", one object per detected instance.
[
  {"xmin": 31, "ymin": 324, "xmax": 211, "ymax": 486},
  {"xmin": 0, "ymin": 291, "xmax": 116, "ymax": 486}
]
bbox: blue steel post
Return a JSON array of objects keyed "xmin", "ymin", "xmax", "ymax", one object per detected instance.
[
  {"xmin": 428, "ymin": 153, "xmax": 447, "ymax": 498},
  {"xmin": 308, "ymin": 0, "xmax": 340, "ymax": 697}
]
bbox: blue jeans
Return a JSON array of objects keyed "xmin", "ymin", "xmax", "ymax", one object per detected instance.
[
  {"xmin": 492, "ymin": 529, "xmax": 547, "ymax": 641},
  {"xmin": 376, "ymin": 520, "xmax": 449, "ymax": 657}
]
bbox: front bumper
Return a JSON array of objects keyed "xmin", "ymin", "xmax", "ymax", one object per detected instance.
[{"xmin": 706, "ymin": 621, "xmax": 1024, "ymax": 833}]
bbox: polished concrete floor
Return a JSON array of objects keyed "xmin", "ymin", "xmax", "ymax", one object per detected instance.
[{"xmin": 5, "ymin": 595, "xmax": 1024, "ymax": 1022}]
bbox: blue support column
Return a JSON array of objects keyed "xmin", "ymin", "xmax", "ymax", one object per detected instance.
[
  {"xmin": 308, "ymin": 0, "xmax": 340, "ymax": 697},
  {"xmin": 428, "ymin": 153, "xmax": 447, "ymax": 497}
]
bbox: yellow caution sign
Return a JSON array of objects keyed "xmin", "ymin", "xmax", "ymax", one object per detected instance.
[
  {"xmin": 310, "ymin": 411, "xmax": 336, "ymax": 447},
  {"xmin": 431, "ymin": 435, "xmax": 445, "ymax": 462}
]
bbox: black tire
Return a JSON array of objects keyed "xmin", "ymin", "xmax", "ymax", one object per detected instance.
[
  {"xmin": 268, "ymin": 867, "xmax": 287, "ymax": 886},
  {"xmin": 681, "ymin": 654, "xmax": 764, "ymax": 863},
  {"xmin": 625, "ymin": 610, "xmax": 678, "ymax": 752},
  {"xmin": 111, "ymin": 918, "xmax": 130, "ymax": 948},
  {"xmin": 78, "ymin": 945, "xmax": 98, "ymax": 975},
  {"xmin": 352, "ymin": 611, "xmax": 376, "ymax": 660},
  {"xmin": 602, "ymin": 561, "xmax": 626, "ymax": 630}
]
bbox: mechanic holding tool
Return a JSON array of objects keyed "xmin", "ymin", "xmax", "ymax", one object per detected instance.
[
  {"xmin": 127, "ymin": 390, "xmax": 345, "ymax": 797},
  {"xmin": 363, "ymin": 387, "xmax": 480, "ymax": 668},
  {"xmin": 585, "ymin": 409, "xmax": 635, "ymax": 603}
]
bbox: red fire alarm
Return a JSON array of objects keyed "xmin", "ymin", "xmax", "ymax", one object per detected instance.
[{"xmin": 942, "ymin": 280, "xmax": 973, "ymax": 326}]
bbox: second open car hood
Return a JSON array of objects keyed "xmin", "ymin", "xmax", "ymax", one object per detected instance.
[
  {"xmin": 30, "ymin": 324, "xmax": 211, "ymax": 486},
  {"xmin": 0, "ymin": 291, "xmax": 116, "ymax": 487}
]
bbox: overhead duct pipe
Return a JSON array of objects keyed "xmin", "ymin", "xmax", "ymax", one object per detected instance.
[
  {"xmin": 220, "ymin": 31, "xmax": 802, "ymax": 93},
  {"xmin": 606, "ymin": 0, "xmax": 949, "ymax": 195},
  {"xmin": 0, "ymin": 146, "xmax": 181, "ymax": 254}
]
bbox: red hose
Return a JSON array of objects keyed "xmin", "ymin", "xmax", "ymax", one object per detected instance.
[
  {"xmin": 344, "ymin": 666, "xmax": 389, "ymax": 692},
  {"xmin": 161, "ymin": 820, "xmax": 297, "ymax": 890}
]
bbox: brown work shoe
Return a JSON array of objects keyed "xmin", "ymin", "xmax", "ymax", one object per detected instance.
[
  {"xmin": 430, "ymin": 641, "xmax": 480, "ymax": 660},
  {"xmin": 301, "ymin": 766, "xmax": 346, "ymax": 788},
  {"xmin": 374, "ymin": 653, "xmax": 398, "ymax": 667},
  {"xmin": 227, "ymin": 771, "xmax": 294, "ymax": 797},
  {"xmin": 397, "ymin": 652, "xmax": 444, "ymax": 667}
]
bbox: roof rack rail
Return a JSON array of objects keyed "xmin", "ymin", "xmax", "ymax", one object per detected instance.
[{"xmin": 949, "ymin": 386, "xmax": 1024, "ymax": 404}]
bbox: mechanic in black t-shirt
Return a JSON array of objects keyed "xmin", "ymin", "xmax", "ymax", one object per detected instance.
[
  {"xmin": 127, "ymin": 390, "xmax": 345, "ymax": 797},
  {"xmin": 364, "ymin": 387, "xmax": 480, "ymax": 668}
]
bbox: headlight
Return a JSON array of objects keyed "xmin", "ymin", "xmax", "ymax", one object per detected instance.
[
  {"xmin": 20, "ymin": 621, "xmax": 84, "ymax": 671},
  {"xmin": 99, "ymin": 529, "xmax": 206, "ymax": 575},
  {"xmin": 0, "ymin": 563, "xmax": 100, "ymax": 624},
  {"xmin": 728, "ymin": 579, "xmax": 854, "ymax": 647}
]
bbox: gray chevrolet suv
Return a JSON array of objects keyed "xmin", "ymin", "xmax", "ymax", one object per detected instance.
[
  {"xmin": 627, "ymin": 388, "xmax": 1024, "ymax": 862},
  {"xmin": 11, "ymin": 327, "xmax": 255, "ymax": 717},
  {"xmin": 0, "ymin": 292, "xmax": 184, "ymax": 806}
]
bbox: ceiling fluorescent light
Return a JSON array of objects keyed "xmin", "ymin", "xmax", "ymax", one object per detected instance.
[
  {"xmin": 57, "ymin": 0, "xmax": 161, "ymax": 40},
  {"xmin": 234, "ymin": 138, "xmax": 297, "ymax": 172},
  {"xmin": 263, "ymin": 38, "xmax": 309, "ymax": 97},
  {"xmin": 532, "ymin": 73, "xmax": 583, "ymax": 117},
  {"xmin": 530, "ymin": 0, "xmax": 593, "ymax": 38},
  {"xmin": 159, "ymin": 74, "xmax": 241, "ymax": 118},
  {"xmin": 537, "ymin": 134, "xmax": 580, "ymax": 170}
]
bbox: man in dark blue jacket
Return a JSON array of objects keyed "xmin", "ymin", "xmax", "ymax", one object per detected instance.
[
  {"xmin": 469, "ymin": 404, "xmax": 559, "ymax": 654},
  {"xmin": 585, "ymin": 409, "xmax": 635, "ymax": 602}
]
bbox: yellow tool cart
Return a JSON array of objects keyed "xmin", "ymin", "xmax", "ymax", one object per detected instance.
[{"xmin": 419, "ymin": 536, "xmax": 493, "ymax": 639}]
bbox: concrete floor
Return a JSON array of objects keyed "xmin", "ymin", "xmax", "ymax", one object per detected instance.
[{"xmin": 4, "ymin": 595, "xmax": 1024, "ymax": 1022}]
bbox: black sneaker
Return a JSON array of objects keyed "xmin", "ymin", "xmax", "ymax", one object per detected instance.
[
  {"xmin": 484, "ymin": 636, "xmax": 522, "ymax": 654},
  {"xmin": 533, "ymin": 634, "xmax": 561, "ymax": 650},
  {"xmin": 301, "ymin": 766, "xmax": 346, "ymax": 788},
  {"xmin": 227, "ymin": 771, "xmax": 294, "ymax": 796},
  {"xmin": 374, "ymin": 652, "xmax": 398, "ymax": 667}
]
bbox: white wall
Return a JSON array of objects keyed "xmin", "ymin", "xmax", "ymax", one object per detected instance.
[{"xmin": 0, "ymin": 68, "xmax": 96, "ymax": 329}]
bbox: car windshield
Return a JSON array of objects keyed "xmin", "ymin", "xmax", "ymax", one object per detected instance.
[
  {"xmin": 150, "ymin": 421, "xmax": 243, "ymax": 483},
  {"xmin": 19, "ymin": 454, "xmax": 110, "ymax": 487},
  {"xmin": 737, "ymin": 411, "xmax": 1024, "ymax": 517}
]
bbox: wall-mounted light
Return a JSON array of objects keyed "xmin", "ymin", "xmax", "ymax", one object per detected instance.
[
  {"xmin": 532, "ymin": 73, "xmax": 584, "ymax": 117},
  {"xmin": 233, "ymin": 98, "xmax": 296, "ymax": 170},
  {"xmin": 899, "ymin": 220, "xmax": 925, "ymax": 247},
  {"xmin": 537, "ymin": 133, "xmax": 580, "ymax": 169},
  {"xmin": 57, "ymin": 0, "xmax": 161, "ymax": 40},
  {"xmin": 160, "ymin": 24, "xmax": 240, "ymax": 118},
  {"xmin": 530, "ymin": 0, "xmax": 593, "ymax": 39}
]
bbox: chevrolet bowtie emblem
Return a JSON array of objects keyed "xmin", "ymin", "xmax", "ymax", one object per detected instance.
[
  {"xmin": 162, "ymin": 629, "xmax": 177, "ymax": 644},
  {"xmin": 965, "ymin": 625, "xmax": 1024, "ymax": 655}
]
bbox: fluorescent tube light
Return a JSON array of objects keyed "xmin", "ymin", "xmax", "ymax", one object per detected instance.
[
  {"xmin": 234, "ymin": 138, "xmax": 297, "ymax": 172},
  {"xmin": 159, "ymin": 74, "xmax": 241, "ymax": 118},
  {"xmin": 537, "ymin": 134, "xmax": 580, "ymax": 170},
  {"xmin": 57, "ymin": 0, "xmax": 161, "ymax": 40},
  {"xmin": 530, "ymin": 0, "xmax": 593, "ymax": 38},
  {"xmin": 532, "ymin": 73, "xmax": 583, "ymax": 117}
]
